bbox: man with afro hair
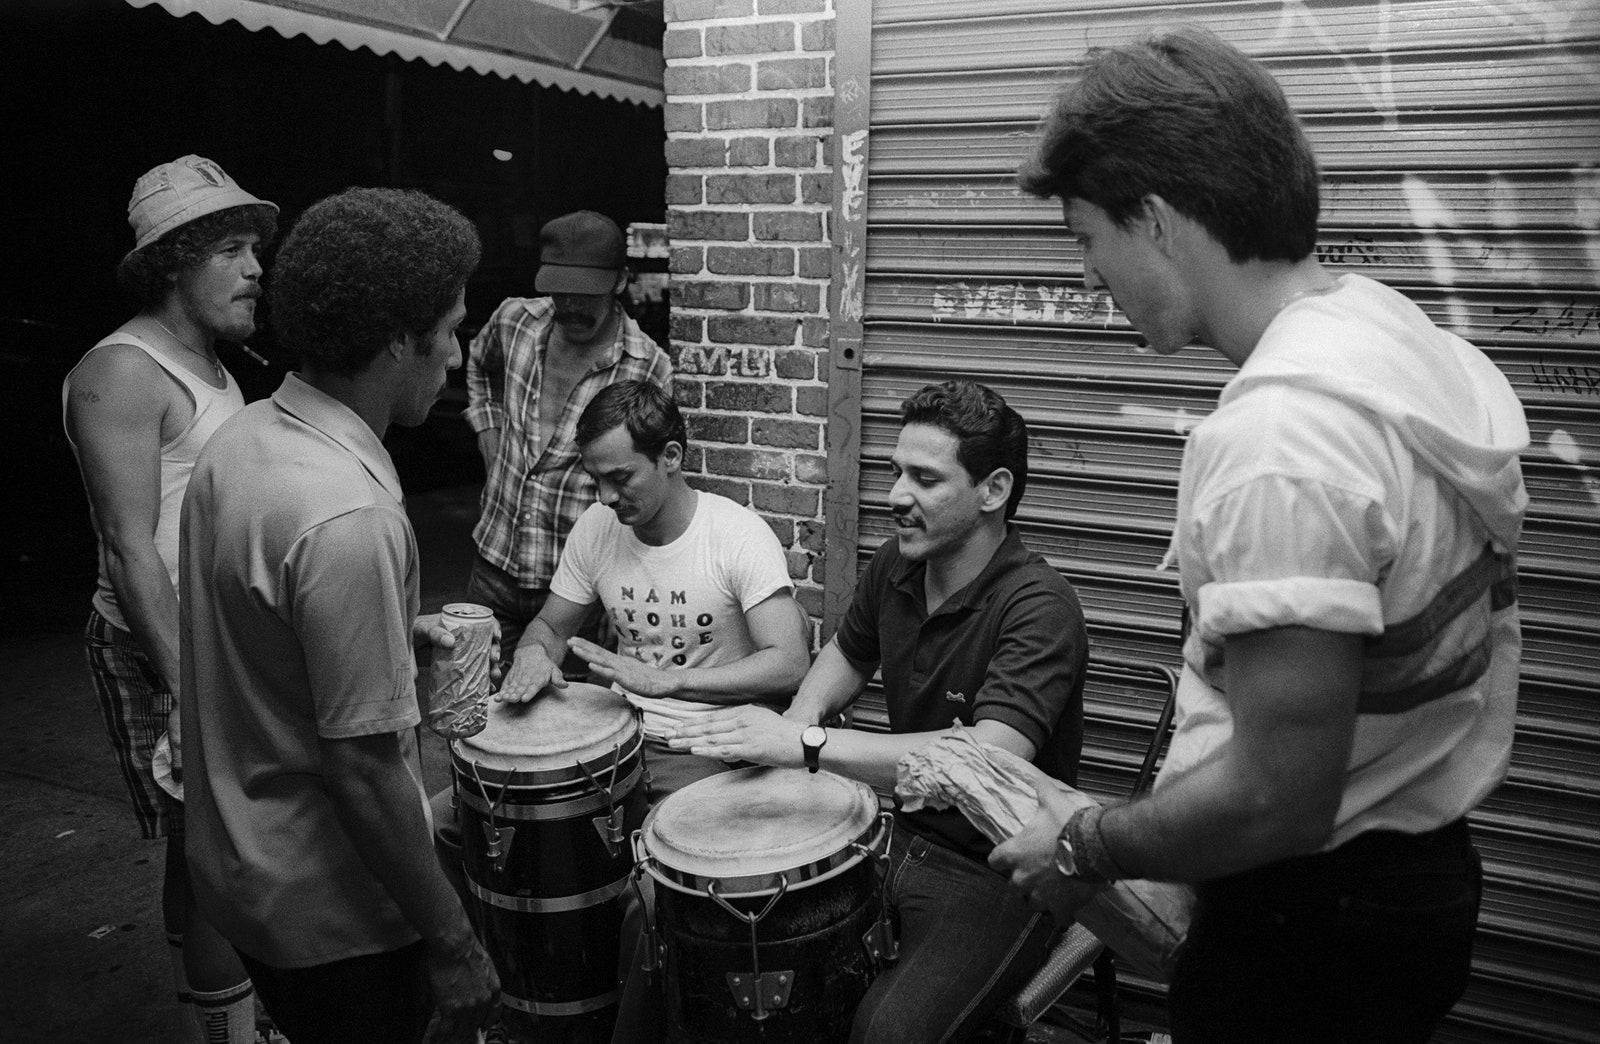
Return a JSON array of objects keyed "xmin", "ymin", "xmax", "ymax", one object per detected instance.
[{"xmin": 179, "ymin": 187, "xmax": 499, "ymax": 1044}]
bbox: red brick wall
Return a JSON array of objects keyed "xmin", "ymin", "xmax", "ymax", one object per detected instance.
[{"xmin": 662, "ymin": 0, "xmax": 835, "ymax": 629}]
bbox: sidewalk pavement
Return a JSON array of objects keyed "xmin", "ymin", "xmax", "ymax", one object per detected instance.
[{"xmin": 0, "ymin": 484, "xmax": 481, "ymax": 1043}]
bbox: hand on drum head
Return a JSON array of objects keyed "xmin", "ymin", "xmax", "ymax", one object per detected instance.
[
  {"xmin": 567, "ymin": 637, "xmax": 683, "ymax": 699},
  {"xmin": 667, "ymin": 704, "xmax": 804, "ymax": 767},
  {"xmin": 495, "ymin": 644, "xmax": 566, "ymax": 703},
  {"xmin": 989, "ymin": 782, "xmax": 1101, "ymax": 924},
  {"xmin": 422, "ymin": 934, "xmax": 501, "ymax": 1044}
]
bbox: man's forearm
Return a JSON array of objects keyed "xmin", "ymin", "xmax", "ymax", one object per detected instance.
[
  {"xmin": 1097, "ymin": 753, "xmax": 1334, "ymax": 883},
  {"xmin": 105, "ymin": 540, "xmax": 182, "ymax": 690},
  {"xmin": 516, "ymin": 618, "xmax": 567, "ymax": 666},
  {"xmin": 666, "ymin": 647, "xmax": 810, "ymax": 704},
  {"xmin": 322, "ymin": 735, "xmax": 477, "ymax": 953},
  {"xmin": 1097, "ymin": 627, "xmax": 1360, "ymax": 883},
  {"xmin": 784, "ymin": 641, "xmax": 867, "ymax": 723}
]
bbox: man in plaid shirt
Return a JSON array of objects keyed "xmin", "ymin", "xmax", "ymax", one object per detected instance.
[{"xmin": 463, "ymin": 211, "xmax": 673, "ymax": 653}]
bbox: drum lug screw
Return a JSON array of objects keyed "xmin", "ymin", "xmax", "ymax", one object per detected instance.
[
  {"xmin": 725, "ymin": 970, "xmax": 793, "ymax": 1018},
  {"xmin": 592, "ymin": 807, "xmax": 626, "ymax": 858},
  {"xmin": 482, "ymin": 823, "xmax": 516, "ymax": 875}
]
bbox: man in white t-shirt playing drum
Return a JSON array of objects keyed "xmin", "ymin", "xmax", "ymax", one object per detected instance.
[{"xmin": 494, "ymin": 378, "xmax": 811, "ymax": 798}]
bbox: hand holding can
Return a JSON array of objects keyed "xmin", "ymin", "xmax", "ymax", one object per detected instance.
[{"xmin": 428, "ymin": 603, "xmax": 497, "ymax": 739}]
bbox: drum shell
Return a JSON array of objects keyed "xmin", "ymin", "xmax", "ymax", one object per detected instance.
[
  {"xmin": 454, "ymin": 730, "xmax": 647, "ymax": 1040},
  {"xmin": 648, "ymin": 825, "xmax": 887, "ymax": 1044}
]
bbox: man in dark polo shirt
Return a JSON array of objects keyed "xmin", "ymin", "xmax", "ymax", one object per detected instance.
[{"xmin": 670, "ymin": 380, "xmax": 1087, "ymax": 1044}]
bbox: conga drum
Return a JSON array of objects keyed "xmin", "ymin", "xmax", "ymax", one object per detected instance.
[
  {"xmin": 453, "ymin": 684, "xmax": 648, "ymax": 1042},
  {"xmin": 635, "ymin": 766, "xmax": 895, "ymax": 1043}
]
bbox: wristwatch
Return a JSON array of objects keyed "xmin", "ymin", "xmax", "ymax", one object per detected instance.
[
  {"xmin": 1054, "ymin": 808, "xmax": 1107, "ymax": 883},
  {"xmin": 800, "ymin": 725, "xmax": 828, "ymax": 773}
]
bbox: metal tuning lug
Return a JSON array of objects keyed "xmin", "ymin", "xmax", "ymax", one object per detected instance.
[
  {"xmin": 725, "ymin": 971, "xmax": 794, "ymax": 1019},
  {"xmin": 863, "ymin": 916, "xmax": 898, "ymax": 965},
  {"xmin": 592, "ymin": 806, "xmax": 626, "ymax": 858},
  {"xmin": 481, "ymin": 821, "xmax": 515, "ymax": 875}
]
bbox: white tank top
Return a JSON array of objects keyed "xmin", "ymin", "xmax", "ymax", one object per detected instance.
[{"xmin": 62, "ymin": 332, "xmax": 246, "ymax": 631}]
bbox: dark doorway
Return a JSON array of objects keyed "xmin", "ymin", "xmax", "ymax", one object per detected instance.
[{"xmin": 2, "ymin": 0, "xmax": 666, "ymax": 629}]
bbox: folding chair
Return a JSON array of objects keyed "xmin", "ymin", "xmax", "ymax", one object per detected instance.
[{"xmin": 989, "ymin": 654, "xmax": 1180, "ymax": 1044}]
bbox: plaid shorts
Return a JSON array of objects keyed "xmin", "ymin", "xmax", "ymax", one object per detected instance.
[{"xmin": 83, "ymin": 610, "xmax": 181, "ymax": 839}]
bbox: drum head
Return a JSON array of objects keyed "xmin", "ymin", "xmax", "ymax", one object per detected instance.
[
  {"xmin": 456, "ymin": 682, "xmax": 635, "ymax": 772},
  {"xmin": 645, "ymin": 766, "xmax": 878, "ymax": 881}
]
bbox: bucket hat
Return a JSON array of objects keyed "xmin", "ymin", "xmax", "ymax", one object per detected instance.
[{"xmin": 128, "ymin": 154, "xmax": 277, "ymax": 250}]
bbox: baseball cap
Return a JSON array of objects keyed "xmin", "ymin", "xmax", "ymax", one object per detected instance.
[
  {"xmin": 534, "ymin": 211, "xmax": 627, "ymax": 295},
  {"xmin": 127, "ymin": 155, "xmax": 278, "ymax": 250}
]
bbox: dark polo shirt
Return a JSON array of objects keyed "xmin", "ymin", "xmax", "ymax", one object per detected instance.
[{"xmin": 834, "ymin": 525, "xmax": 1087, "ymax": 860}]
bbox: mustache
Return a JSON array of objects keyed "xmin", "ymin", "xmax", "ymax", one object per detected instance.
[
  {"xmin": 236, "ymin": 287, "xmax": 262, "ymax": 301},
  {"xmin": 555, "ymin": 311, "xmax": 595, "ymax": 327}
]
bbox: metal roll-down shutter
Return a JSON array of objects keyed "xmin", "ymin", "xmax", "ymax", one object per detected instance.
[{"xmin": 825, "ymin": 3, "xmax": 1600, "ymax": 1041}]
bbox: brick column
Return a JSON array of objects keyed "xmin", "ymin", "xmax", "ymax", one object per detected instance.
[{"xmin": 662, "ymin": 0, "xmax": 835, "ymax": 629}]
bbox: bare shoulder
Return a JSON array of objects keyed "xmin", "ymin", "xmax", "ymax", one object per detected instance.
[{"xmin": 64, "ymin": 339, "xmax": 177, "ymax": 429}]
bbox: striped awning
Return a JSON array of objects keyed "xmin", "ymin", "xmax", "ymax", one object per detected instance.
[{"xmin": 126, "ymin": 0, "xmax": 664, "ymax": 107}]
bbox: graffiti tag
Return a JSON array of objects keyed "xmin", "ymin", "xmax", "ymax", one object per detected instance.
[
  {"xmin": 677, "ymin": 345, "xmax": 773, "ymax": 378},
  {"xmin": 1494, "ymin": 301, "xmax": 1600, "ymax": 339},
  {"xmin": 931, "ymin": 282, "xmax": 1115, "ymax": 325},
  {"xmin": 1530, "ymin": 358, "xmax": 1600, "ymax": 396}
]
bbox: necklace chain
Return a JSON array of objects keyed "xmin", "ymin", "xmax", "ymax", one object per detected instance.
[{"xmin": 151, "ymin": 316, "xmax": 224, "ymax": 382}]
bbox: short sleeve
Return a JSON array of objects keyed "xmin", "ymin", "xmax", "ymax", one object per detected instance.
[
  {"xmin": 832, "ymin": 543, "xmax": 891, "ymax": 669},
  {"xmin": 462, "ymin": 305, "xmax": 508, "ymax": 433},
  {"xmin": 649, "ymin": 350, "xmax": 674, "ymax": 395},
  {"xmin": 549, "ymin": 504, "xmax": 607, "ymax": 606},
  {"xmin": 1189, "ymin": 473, "xmax": 1389, "ymax": 643},
  {"xmin": 971, "ymin": 578, "xmax": 1086, "ymax": 754},
  {"xmin": 285, "ymin": 506, "xmax": 420, "ymax": 739},
  {"xmin": 724, "ymin": 508, "xmax": 793, "ymax": 612}
]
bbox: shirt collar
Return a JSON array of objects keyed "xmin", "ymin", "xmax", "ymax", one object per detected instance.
[
  {"xmin": 272, "ymin": 373, "xmax": 404, "ymax": 503},
  {"xmin": 532, "ymin": 298, "xmax": 649, "ymax": 370},
  {"xmin": 888, "ymin": 523, "xmax": 1032, "ymax": 614}
]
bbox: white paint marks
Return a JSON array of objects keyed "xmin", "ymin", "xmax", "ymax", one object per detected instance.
[{"xmin": 930, "ymin": 281, "xmax": 1114, "ymax": 326}]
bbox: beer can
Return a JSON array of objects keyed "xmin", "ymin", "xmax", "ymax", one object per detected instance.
[{"xmin": 427, "ymin": 602, "xmax": 496, "ymax": 739}]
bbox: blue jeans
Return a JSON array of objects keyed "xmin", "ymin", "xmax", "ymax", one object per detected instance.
[
  {"xmin": 851, "ymin": 823, "xmax": 1057, "ymax": 1044},
  {"xmin": 1169, "ymin": 818, "xmax": 1481, "ymax": 1044}
]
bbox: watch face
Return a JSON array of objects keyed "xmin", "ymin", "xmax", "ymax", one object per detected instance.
[
  {"xmin": 802, "ymin": 726, "xmax": 827, "ymax": 747},
  {"xmin": 1054, "ymin": 835, "xmax": 1078, "ymax": 878}
]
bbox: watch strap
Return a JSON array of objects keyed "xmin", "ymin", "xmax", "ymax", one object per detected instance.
[{"xmin": 1066, "ymin": 804, "xmax": 1129, "ymax": 883}]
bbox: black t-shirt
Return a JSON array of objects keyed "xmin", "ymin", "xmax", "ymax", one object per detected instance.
[{"xmin": 834, "ymin": 526, "xmax": 1088, "ymax": 861}]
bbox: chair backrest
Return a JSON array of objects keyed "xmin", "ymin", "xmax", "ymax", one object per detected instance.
[
  {"xmin": 993, "ymin": 653, "xmax": 1181, "ymax": 1036},
  {"xmin": 1093, "ymin": 653, "xmax": 1180, "ymax": 798}
]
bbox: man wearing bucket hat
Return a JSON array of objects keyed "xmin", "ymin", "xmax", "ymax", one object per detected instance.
[
  {"xmin": 62, "ymin": 154, "xmax": 279, "ymax": 1043},
  {"xmin": 463, "ymin": 210, "xmax": 673, "ymax": 661}
]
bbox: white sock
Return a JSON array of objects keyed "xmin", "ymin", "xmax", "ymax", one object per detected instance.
[{"xmin": 191, "ymin": 980, "xmax": 257, "ymax": 1044}]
